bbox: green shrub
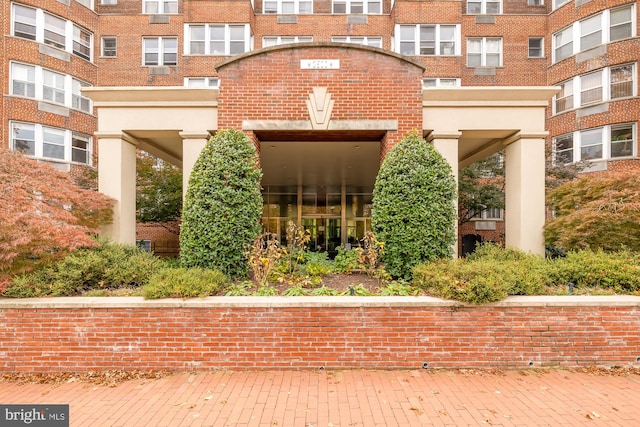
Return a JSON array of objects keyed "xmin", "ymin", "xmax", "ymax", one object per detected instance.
[
  {"xmin": 379, "ymin": 280, "xmax": 419, "ymax": 296},
  {"xmin": 225, "ymin": 281, "xmax": 253, "ymax": 296},
  {"xmin": 311, "ymin": 285, "xmax": 339, "ymax": 296},
  {"xmin": 3, "ymin": 240, "xmax": 160, "ymax": 297},
  {"xmin": 180, "ymin": 129, "xmax": 263, "ymax": 279},
  {"xmin": 254, "ymin": 285, "xmax": 278, "ymax": 296},
  {"xmin": 413, "ymin": 247, "xmax": 548, "ymax": 304},
  {"xmin": 372, "ymin": 132, "xmax": 457, "ymax": 279},
  {"xmin": 547, "ymin": 250, "xmax": 640, "ymax": 293},
  {"xmin": 333, "ymin": 246, "xmax": 360, "ymax": 273},
  {"xmin": 299, "ymin": 251, "xmax": 333, "ymax": 277},
  {"xmin": 142, "ymin": 268, "xmax": 227, "ymax": 299},
  {"xmin": 282, "ymin": 285, "xmax": 310, "ymax": 296}
]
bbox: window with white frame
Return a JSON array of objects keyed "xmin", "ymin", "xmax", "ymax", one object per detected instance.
[
  {"xmin": 580, "ymin": 70, "xmax": 603, "ymax": 106},
  {"xmin": 552, "ymin": 0, "xmax": 570, "ymax": 10},
  {"xmin": 333, "ymin": 0, "xmax": 381, "ymax": 14},
  {"xmin": 552, "ymin": 4, "xmax": 635, "ymax": 63},
  {"xmin": 610, "ymin": 5, "xmax": 633, "ymax": 41},
  {"xmin": 467, "ymin": 0, "xmax": 501, "ymax": 14},
  {"xmin": 75, "ymin": 0, "xmax": 94, "ymax": 8},
  {"xmin": 11, "ymin": 121, "xmax": 93, "ymax": 165},
  {"xmin": 332, "ymin": 36, "xmax": 381, "ymax": 48},
  {"xmin": 554, "ymin": 124, "xmax": 636, "ymax": 164},
  {"xmin": 101, "ymin": 36, "xmax": 116, "ymax": 57},
  {"xmin": 143, "ymin": 37, "xmax": 177, "ymax": 65},
  {"xmin": 101, "ymin": 0, "xmax": 117, "ymax": 4},
  {"xmin": 473, "ymin": 208, "xmax": 503, "ymax": 220},
  {"xmin": 185, "ymin": 24, "xmax": 250, "ymax": 55},
  {"xmin": 555, "ymin": 79, "xmax": 573, "ymax": 113},
  {"xmin": 467, "ymin": 37, "xmax": 502, "ymax": 67},
  {"xmin": 553, "ymin": 26, "xmax": 573, "ymax": 62},
  {"xmin": 422, "ymin": 78, "xmax": 461, "ymax": 88},
  {"xmin": 263, "ymin": 36, "xmax": 313, "ymax": 47},
  {"xmin": 264, "ymin": 0, "xmax": 313, "ymax": 14},
  {"xmin": 10, "ymin": 62, "xmax": 93, "ymax": 113},
  {"xmin": 73, "ymin": 25, "xmax": 92, "ymax": 60},
  {"xmin": 528, "ymin": 37, "xmax": 543, "ymax": 57},
  {"xmin": 43, "ymin": 13, "xmax": 66, "ymax": 49},
  {"xmin": 528, "ymin": 0, "xmax": 543, "ymax": 5},
  {"xmin": 610, "ymin": 63, "xmax": 634, "ymax": 99},
  {"xmin": 11, "ymin": 4, "xmax": 94, "ymax": 61},
  {"xmin": 553, "ymin": 64, "xmax": 636, "ymax": 113},
  {"xmin": 184, "ymin": 77, "xmax": 220, "ymax": 88},
  {"xmin": 143, "ymin": 0, "xmax": 178, "ymax": 14},
  {"xmin": 397, "ymin": 24, "xmax": 459, "ymax": 56}
]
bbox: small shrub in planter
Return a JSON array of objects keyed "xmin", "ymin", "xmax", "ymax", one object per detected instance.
[
  {"xmin": 333, "ymin": 246, "xmax": 360, "ymax": 273},
  {"xmin": 142, "ymin": 268, "xmax": 228, "ymax": 299},
  {"xmin": 3, "ymin": 239, "xmax": 161, "ymax": 297}
]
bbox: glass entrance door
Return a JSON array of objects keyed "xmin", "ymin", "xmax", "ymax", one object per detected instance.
[{"xmin": 302, "ymin": 217, "xmax": 341, "ymax": 254}]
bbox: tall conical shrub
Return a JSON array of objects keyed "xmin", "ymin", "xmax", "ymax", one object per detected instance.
[
  {"xmin": 180, "ymin": 129, "xmax": 263, "ymax": 278},
  {"xmin": 372, "ymin": 132, "xmax": 457, "ymax": 279}
]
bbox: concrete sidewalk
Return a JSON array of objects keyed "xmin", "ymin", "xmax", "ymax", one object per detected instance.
[{"xmin": 1, "ymin": 369, "xmax": 639, "ymax": 426}]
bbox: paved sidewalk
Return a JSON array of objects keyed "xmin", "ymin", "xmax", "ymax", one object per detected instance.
[{"xmin": 1, "ymin": 369, "xmax": 639, "ymax": 426}]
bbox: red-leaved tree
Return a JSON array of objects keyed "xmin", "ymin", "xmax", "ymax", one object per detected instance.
[
  {"xmin": 0, "ymin": 150, "xmax": 114, "ymax": 285},
  {"xmin": 544, "ymin": 170, "xmax": 640, "ymax": 252}
]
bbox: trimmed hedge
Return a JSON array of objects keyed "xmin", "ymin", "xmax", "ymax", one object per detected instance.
[{"xmin": 142, "ymin": 268, "xmax": 228, "ymax": 299}]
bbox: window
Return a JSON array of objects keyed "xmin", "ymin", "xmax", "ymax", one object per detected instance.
[
  {"xmin": 75, "ymin": 0, "xmax": 94, "ymax": 8},
  {"xmin": 580, "ymin": 70, "xmax": 603, "ymax": 106},
  {"xmin": 467, "ymin": 37, "xmax": 502, "ymax": 67},
  {"xmin": 473, "ymin": 208, "xmax": 503, "ymax": 220},
  {"xmin": 555, "ymin": 80, "xmax": 574, "ymax": 113},
  {"xmin": 101, "ymin": 0, "xmax": 118, "ymax": 4},
  {"xmin": 528, "ymin": 0, "xmax": 543, "ymax": 5},
  {"xmin": 554, "ymin": 124, "xmax": 636, "ymax": 164},
  {"xmin": 553, "ymin": 64, "xmax": 636, "ymax": 113},
  {"xmin": 101, "ymin": 37, "xmax": 116, "ymax": 57},
  {"xmin": 11, "ymin": 4, "xmax": 94, "ymax": 61},
  {"xmin": 143, "ymin": 37, "xmax": 177, "ymax": 65},
  {"xmin": 528, "ymin": 37, "xmax": 543, "ymax": 57},
  {"xmin": 11, "ymin": 122, "xmax": 92, "ymax": 165},
  {"xmin": 332, "ymin": 36, "xmax": 381, "ymax": 48},
  {"xmin": 580, "ymin": 14, "xmax": 602, "ymax": 51},
  {"xmin": 73, "ymin": 25, "xmax": 92, "ymax": 60},
  {"xmin": 72, "ymin": 79, "xmax": 92, "ymax": 113},
  {"xmin": 263, "ymin": 36, "xmax": 313, "ymax": 47},
  {"xmin": 333, "ymin": 0, "xmax": 381, "ymax": 14},
  {"xmin": 553, "ymin": 133, "xmax": 574, "ymax": 164},
  {"xmin": 143, "ymin": 0, "xmax": 178, "ymax": 14},
  {"xmin": 43, "ymin": 70, "xmax": 66, "ymax": 105},
  {"xmin": 610, "ymin": 5, "xmax": 633, "ymax": 41},
  {"xmin": 10, "ymin": 62, "xmax": 93, "ymax": 112},
  {"xmin": 553, "ymin": 5, "xmax": 636, "ymax": 63},
  {"xmin": 13, "ymin": 4, "xmax": 36, "ymax": 40},
  {"xmin": 467, "ymin": 0, "xmax": 501, "ymax": 14},
  {"xmin": 185, "ymin": 77, "xmax": 220, "ymax": 88},
  {"xmin": 422, "ymin": 78, "xmax": 461, "ymax": 88},
  {"xmin": 553, "ymin": 26, "xmax": 573, "ymax": 62},
  {"xmin": 11, "ymin": 63, "xmax": 36, "ymax": 98},
  {"xmin": 185, "ymin": 24, "xmax": 250, "ymax": 56},
  {"xmin": 44, "ymin": 13, "xmax": 66, "ymax": 49},
  {"xmin": 553, "ymin": 0, "xmax": 570, "ymax": 9},
  {"xmin": 610, "ymin": 64, "xmax": 633, "ymax": 99},
  {"xmin": 264, "ymin": 0, "xmax": 313, "ymax": 14},
  {"xmin": 397, "ymin": 24, "xmax": 459, "ymax": 56}
]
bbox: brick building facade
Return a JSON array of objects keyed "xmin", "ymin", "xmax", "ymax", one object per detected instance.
[{"xmin": 2, "ymin": 0, "xmax": 638, "ymax": 255}]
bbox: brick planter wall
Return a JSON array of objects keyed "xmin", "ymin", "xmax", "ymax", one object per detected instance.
[{"xmin": 1, "ymin": 296, "xmax": 639, "ymax": 372}]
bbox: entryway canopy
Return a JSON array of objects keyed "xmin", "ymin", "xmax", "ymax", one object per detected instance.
[{"xmin": 84, "ymin": 84, "xmax": 558, "ymax": 256}]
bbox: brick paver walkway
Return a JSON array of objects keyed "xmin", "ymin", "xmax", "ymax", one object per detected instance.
[{"xmin": 1, "ymin": 369, "xmax": 639, "ymax": 426}]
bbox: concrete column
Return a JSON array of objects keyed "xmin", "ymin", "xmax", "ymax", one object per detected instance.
[
  {"xmin": 429, "ymin": 132, "xmax": 461, "ymax": 257},
  {"xmin": 96, "ymin": 132, "xmax": 138, "ymax": 244},
  {"xmin": 180, "ymin": 132, "xmax": 210, "ymax": 199},
  {"xmin": 504, "ymin": 133, "xmax": 547, "ymax": 255}
]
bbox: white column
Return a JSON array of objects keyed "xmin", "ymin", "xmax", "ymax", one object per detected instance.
[
  {"xmin": 96, "ymin": 132, "xmax": 138, "ymax": 244},
  {"xmin": 180, "ymin": 132, "xmax": 210, "ymax": 199},
  {"xmin": 504, "ymin": 132, "xmax": 547, "ymax": 255},
  {"xmin": 429, "ymin": 131, "xmax": 461, "ymax": 258}
]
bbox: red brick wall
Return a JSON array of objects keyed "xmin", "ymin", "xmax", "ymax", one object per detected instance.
[
  {"xmin": 216, "ymin": 45, "xmax": 424, "ymax": 149},
  {"xmin": 1, "ymin": 298, "xmax": 639, "ymax": 371}
]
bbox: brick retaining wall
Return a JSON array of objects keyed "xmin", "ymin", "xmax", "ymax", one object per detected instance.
[{"xmin": 1, "ymin": 296, "xmax": 639, "ymax": 371}]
